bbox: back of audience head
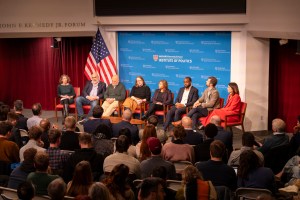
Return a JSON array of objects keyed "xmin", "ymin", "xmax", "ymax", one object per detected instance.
[
  {"xmin": 23, "ymin": 147, "xmax": 38, "ymax": 163},
  {"xmin": 173, "ymin": 125, "xmax": 186, "ymax": 140},
  {"xmin": 118, "ymin": 127, "xmax": 132, "ymax": 144},
  {"xmin": 48, "ymin": 129, "xmax": 62, "ymax": 144},
  {"xmin": 74, "ymin": 195, "xmax": 92, "ymax": 200},
  {"xmin": 17, "ymin": 181, "xmax": 35, "ymax": 200},
  {"xmin": 32, "ymin": 103, "xmax": 42, "ymax": 116},
  {"xmin": 210, "ymin": 140, "xmax": 225, "ymax": 159},
  {"xmin": 238, "ymin": 150, "xmax": 261, "ymax": 179},
  {"xmin": 138, "ymin": 177, "xmax": 165, "ymax": 200},
  {"xmin": 72, "ymin": 161, "xmax": 93, "ymax": 186},
  {"xmin": 109, "ymin": 163, "xmax": 129, "ymax": 186},
  {"xmin": 147, "ymin": 137, "xmax": 162, "ymax": 155},
  {"xmin": 204, "ymin": 123, "xmax": 218, "ymax": 139},
  {"xmin": 0, "ymin": 104, "xmax": 10, "ymax": 121},
  {"xmin": 92, "ymin": 124, "xmax": 112, "ymax": 140},
  {"xmin": 152, "ymin": 166, "xmax": 167, "ymax": 180},
  {"xmin": 0, "ymin": 121, "xmax": 13, "ymax": 136},
  {"xmin": 182, "ymin": 165, "xmax": 204, "ymax": 185},
  {"xmin": 28, "ymin": 125, "xmax": 43, "ymax": 140},
  {"xmin": 181, "ymin": 116, "xmax": 192, "ymax": 129},
  {"xmin": 64, "ymin": 116, "xmax": 76, "ymax": 130},
  {"xmin": 147, "ymin": 115, "xmax": 159, "ymax": 127},
  {"xmin": 272, "ymin": 118, "xmax": 286, "ymax": 132},
  {"xmin": 210, "ymin": 115, "xmax": 221, "ymax": 126},
  {"xmin": 7, "ymin": 111, "xmax": 19, "ymax": 125},
  {"xmin": 142, "ymin": 124, "xmax": 157, "ymax": 140},
  {"xmin": 122, "ymin": 109, "xmax": 132, "ymax": 121},
  {"xmin": 40, "ymin": 118, "xmax": 51, "ymax": 132},
  {"xmin": 47, "ymin": 178, "xmax": 66, "ymax": 200},
  {"xmin": 78, "ymin": 132, "xmax": 92, "ymax": 147},
  {"xmin": 92, "ymin": 105, "xmax": 103, "ymax": 118},
  {"xmin": 116, "ymin": 135, "xmax": 130, "ymax": 153},
  {"xmin": 88, "ymin": 182, "xmax": 110, "ymax": 200},
  {"xmin": 14, "ymin": 99, "xmax": 24, "ymax": 112},
  {"xmin": 34, "ymin": 151, "xmax": 49, "ymax": 172},
  {"xmin": 242, "ymin": 132, "xmax": 256, "ymax": 147}
]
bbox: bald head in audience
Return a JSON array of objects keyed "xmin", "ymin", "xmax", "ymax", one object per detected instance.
[
  {"xmin": 181, "ymin": 116, "xmax": 193, "ymax": 129},
  {"xmin": 272, "ymin": 118, "xmax": 286, "ymax": 133},
  {"xmin": 122, "ymin": 109, "xmax": 132, "ymax": 122}
]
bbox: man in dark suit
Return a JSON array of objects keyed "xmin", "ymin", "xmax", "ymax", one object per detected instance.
[
  {"xmin": 13, "ymin": 100, "xmax": 28, "ymax": 131},
  {"xmin": 163, "ymin": 77, "xmax": 198, "ymax": 131},
  {"xmin": 112, "ymin": 109, "xmax": 139, "ymax": 145},
  {"xmin": 76, "ymin": 73, "xmax": 106, "ymax": 120}
]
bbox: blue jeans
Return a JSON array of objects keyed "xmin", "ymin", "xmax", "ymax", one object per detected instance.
[{"xmin": 75, "ymin": 96, "xmax": 98, "ymax": 117}]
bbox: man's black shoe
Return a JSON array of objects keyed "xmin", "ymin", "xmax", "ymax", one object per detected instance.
[{"xmin": 141, "ymin": 115, "xmax": 147, "ymax": 121}]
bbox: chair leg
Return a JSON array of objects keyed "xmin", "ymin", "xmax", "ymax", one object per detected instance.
[
  {"xmin": 229, "ymin": 127, "xmax": 233, "ymax": 133},
  {"xmin": 241, "ymin": 124, "xmax": 245, "ymax": 133}
]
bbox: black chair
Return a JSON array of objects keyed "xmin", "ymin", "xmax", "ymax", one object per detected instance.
[
  {"xmin": 215, "ymin": 185, "xmax": 232, "ymax": 200},
  {"xmin": 235, "ymin": 187, "xmax": 272, "ymax": 200},
  {"xmin": 264, "ymin": 144, "xmax": 291, "ymax": 174}
]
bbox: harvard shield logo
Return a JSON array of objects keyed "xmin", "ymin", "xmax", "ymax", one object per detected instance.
[{"xmin": 153, "ymin": 55, "xmax": 158, "ymax": 61}]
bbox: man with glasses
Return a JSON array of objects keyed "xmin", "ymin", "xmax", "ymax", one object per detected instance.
[{"xmin": 76, "ymin": 73, "xmax": 106, "ymax": 121}]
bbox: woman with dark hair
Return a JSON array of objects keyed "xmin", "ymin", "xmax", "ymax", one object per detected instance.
[
  {"xmin": 123, "ymin": 76, "xmax": 151, "ymax": 112},
  {"xmin": 141, "ymin": 79, "xmax": 172, "ymax": 120},
  {"xmin": 66, "ymin": 161, "xmax": 93, "ymax": 197},
  {"xmin": 102, "ymin": 164, "xmax": 135, "ymax": 200},
  {"xmin": 57, "ymin": 74, "xmax": 75, "ymax": 120},
  {"xmin": 92, "ymin": 124, "xmax": 114, "ymax": 158},
  {"xmin": 136, "ymin": 124, "xmax": 157, "ymax": 161},
  {"xmin": 202, "ymin": 82, "xmax": 241, "ymax": 126},
  {"xmin": 237, "ymin": 150, "xmax": 276, "ymax": 193}
]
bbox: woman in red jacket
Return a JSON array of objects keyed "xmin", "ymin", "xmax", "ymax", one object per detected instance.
[{"xmin": 201, "ymin": 82, "xmax": 241, "ymax": 126}]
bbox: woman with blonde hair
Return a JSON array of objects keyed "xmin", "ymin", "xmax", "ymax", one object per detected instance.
[
  {"xmin": 123, "ymin": 76, "xmax": 151, "ymax": 112},
  {"xmin": 66, "ymin": 161, "xmax": 93, "ymax": 197},
  {"xmin": 57, "ymin": 74, "xmax": 75, "ymax": 122},
  {"xmin": 141, "ymin": 79, "xmax": 172, "ymax": 121}
]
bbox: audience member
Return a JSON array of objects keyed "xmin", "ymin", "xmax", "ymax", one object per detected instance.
[
  {"xmin": 76, "ymin": 73, "xmax": 106, "ymax": 120},
  {"xmin": 136, "ymin": 124, "xmax": 157, "ymax": 161},
  {"xmin": 141, "ymin": 80, "xmax": 172, "ymax": 121},
  {"xmin": 194, "ymin": 123, "xmax": 218, "ymax": 162},
  {"xmin": 163, "ymin": 77, "xmax": 199, "ymax": 131},
  {"xmin": 210, "ymin": 115, "xmax": 233, "ymax": 155},
  {"xmin": 8, "ymin": 148, "xmax": 37, "ymax": 189},
  {"xmin": 103, "ymin": 135, "xmax": 141, "ymax": 178},
  {"xmin": 57, "ymin": 74, "xmax": 76, "ymax": 122},
  {"xmin": 47, "ymin": 178, "xmax": 66, "ymax": 200},
  {"xmin": 74, "ymin": 195, "xmax": 92, "ymax": 200},
  {"xmin": 237, "ymin": 150, "xmax": 276, "ymax": 193},
  {"xmin": 17, "ymin": 181, "xmax": 35, "ymax": 200},
  {"xmin": 7, "ymin": 111, "xmax": 23, "ymax": 148},
  {"xmin": 176, "ymin": 166, "xmax": 217, "ymax": 200},
  {"xmin": 83, "ymin": 105, "xmax": 112, "ymax": 133},
  {"xmin": 66, "ymin": 160, "xmax": 93, "ymax": 197},
  {"xmin": 139, "ymin": 115, "xmax": 167, "ymax": 144},
  {"xmin": 118, "ymin": 127, "xmax": 137, "ymax": 158},
  {"xmin": 228, "ymin": 132, "xmax": 264, "ymax": 166},
  {"xmin": 140, "ymin": 137, "xmax": 176, "ymax": 180},
  {"xmin": 123, "ymin": 75, "xmax": 151, "ymax": 112},
  {"xmin": 289, "ymin": 115, "xmax": 300, "ymax": 156},
  {"xmin": 186, "ymin": 76, "xmax": 220, "ymax": 130},
  {"xmin": 40, "ymin": 118, "xmax": 51, "ymax": 149},
  {"xmin": 102, "ymin": 74, "xmax": 126, "ymax": 117},
  {"xmin": 181, "ymin": 116, "xmax": 203, "ymax": 145},
  {"xmin": 0, "ymin": 121, "xmax": 20, "ymax": 163},
  {"xmin": 103, "ymin": 164, "xmax": 135, "ymax": 200},
  {"xmin": 196, "ymin": 140, "xmax": 237, "ymax": 191},
  {"xmin": 92, "ymin": 124, "xmax": 114, "ymax": 158},
  {"xmin": 27, "ymin": 103, "xmax": 43, "ymax": 129},
  {"xmin": 138, "ymin": 177, "xmax": 165, "ymax": 200},
  {"xmin": 27, "ymin": 151, "xmax": 60, "ymax": 195},
  {"xmin": 258, "ymin": 118, "xmax": 289, "ymax": 155},
  {"xmin": 0, "ymin": 103, "xmax": 10, "ymax": 121},
  {"xmin": 112, "ymin": 109, "xmax": 139, "ymax": 145},
  {"xmin": 162, "ymin": 125, "xmax": 194, "ymax": 163},
  {"xmin": 63, "ymin": 132, "xmax": 104, "ymax": 183},
  {"xmin": 59, "ymin": 116, "xmax": 80, "ymax": 151},
  {"xmin": 201, "ymin": 82, "xmax": 241, "ymax": 127},
  {"xmin": 46, "ymin": 129, "xmax": 70, "ymax": 176},
  {"xmin": 19, "ymin": 125, "xmax": 45, "ymax": 162},
  {"xmin": 13, "ymin": 100, "xmax": 28, "ymax": 130},
  {"xmin": 88, "ymin": 182, "xmax": 111, "ymax": 200}
]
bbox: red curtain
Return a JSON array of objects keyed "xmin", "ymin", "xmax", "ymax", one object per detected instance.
[
  {"xmin": 269, "ymin": 39, "xmax": 300, "ymax": 132},
  {"xmin": 0, "ymin": 37, "xmax": 92, "ymax": 110}
]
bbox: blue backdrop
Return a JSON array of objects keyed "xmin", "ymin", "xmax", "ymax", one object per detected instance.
[{"xmin": 118, "ymin": 31, "xmax": 231, "ymax": 102}]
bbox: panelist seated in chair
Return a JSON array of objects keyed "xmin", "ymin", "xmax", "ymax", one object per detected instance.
[
  {"xmin": 123, "ymin": 75, "xmax": 151, "ymax": 112},
  {"xmin": 141, "ymin": 79, "xmax": 172, "ymax": 121},
  {"xmin": 76, "ymin": 73, "xmax": 106, "ymax": 121},
  {"xmin": 102, "ymin": 75, "xmax": 126, "ymax": 117},
  {"xmin": 163, "ymin": 77, "xmax": 199, "ymax": 132},
  {"xmin": 201, "ymin": 82, "xmax": 241, "ymax": 127}
]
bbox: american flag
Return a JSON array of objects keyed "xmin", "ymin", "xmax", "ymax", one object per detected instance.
[{"xmin": 84, "ymin": 29, "xmax": 117, "ymax": 85}]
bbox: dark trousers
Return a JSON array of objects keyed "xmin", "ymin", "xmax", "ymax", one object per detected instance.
[
  {"xmin": 145, "ymin": 103, "xmax": 163, "ymax": 117},
  {"xmin": 164, "ymin": 106, "xmax": 187, "ymax": 130},
  {"xmin": 187, "ymin": 107, "xmax": 208, "ymax": 128}
]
